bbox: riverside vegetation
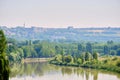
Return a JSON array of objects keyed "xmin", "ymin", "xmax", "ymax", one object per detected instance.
[
  {"xmin": 6, "ymin": 38, "xmax": 120, "ymax": 73},
  {"xmin": 50, "ymin": 54, "xmax": 120, "ymax": 73}
]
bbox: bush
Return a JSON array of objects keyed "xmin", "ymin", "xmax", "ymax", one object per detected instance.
[
  {"xmin": 85, "ymin": 61, "xmax": 92, "ymax": 65},
  {"xmin": 64, "ymin": 55, "xmax": 73, "ymax": 63},
  {"xmin": 91, "ymin": 60, "xmax": 98, "ymax": 64},
  {"xmin": 112, "ymin": 57, "xmax": 118, "ymax": 61},
  {"xmin": 77, "ymin": 58, "xmax": 82, "ymax": 64},
  {"xmin": 103, "ymin": 59, "xmax": 108, "ymax": 63},
  {"xmin": 116, "ymin": 61, "xmax": 120, "ymax": 67},
  {"xmin": 54, "ymin": 54, "xmax": 62, "ymax": 62}
]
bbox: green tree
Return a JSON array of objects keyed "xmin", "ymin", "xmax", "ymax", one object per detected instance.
[
  {"xmin": 54, "ymin": 54, "xmax": 62, "ymax": 62},
  {"xmin": 64, "ymin": 55, "xmax": 72, "ymax": 63},
  {"xmin": 9, "ymin": 52, "xmax": 17, "ymax": 61},
  {"xmin": 49, "ymin": 48, "xmax": 55, "ymax": 57},
  {"xmin": 93, "ymin": 52, "xmax": 98, "ymax": 60},
  {"xmin": 116, "ymin": 61, "xmax": 120, "ymax": 67},
  {"xmin": 0, "ymin": 30, "xmax": 10, "ymax": 80},
  {"xmin": 80, "ymin": 53, "xmax": 85, "ymax": 63},
  {"xmin": 85, "ymin": 52, "xmax": 91, "ymax": 61},
  {"xmin": 31, "ymin": 48, "xmax": 37, "ymax": 58},
  {"xmin": 77, "ymin": 58, "xmax": 82, "ymax": 64},
  {"xmin": 34, "ymin": 44, "xmax": 42, "ymax": 57},
  {"xmin": 17, "ymin": 48, "xmax": 24, "ymax": 58},
  {"xmin": 22, "ymin": 46, "xmax": 31, "ymax": 58},
  {"xmin": 61, "ymin": 48, "xmax": 65, "ymax": 62}
]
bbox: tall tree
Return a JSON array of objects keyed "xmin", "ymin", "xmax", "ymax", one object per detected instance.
[
  {"xmin": 85, "ymin": 52, "xmax": 91, "ymax": 61},
  {"xmin": 93, "ymin": 52, "xmax": 98, "ymax": 60},
  {"xmin": 0, "ymin": 30, "xmax": 10, "ymax": 80},
  {"xmin": 61, "ymin": 48, "xmax": 65, "ymax": 62}
]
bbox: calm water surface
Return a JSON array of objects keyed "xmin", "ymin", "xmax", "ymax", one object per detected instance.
[{"xmin": 9, "ymin": 62, "xmax": 120, "ymax": 80}]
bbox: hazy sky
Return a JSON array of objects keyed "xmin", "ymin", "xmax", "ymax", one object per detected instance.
[{"xmin": 0, "ymin": 0, "xmax": 120, "ymax": 28}]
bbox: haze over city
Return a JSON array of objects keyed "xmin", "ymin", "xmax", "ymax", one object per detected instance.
[{"xmin": 0, "ymin": 0, "xmax": 120, "ymax": 28}]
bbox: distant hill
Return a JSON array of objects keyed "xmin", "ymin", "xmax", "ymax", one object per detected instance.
[{"xmin": 0, "ymin": 26, "xmax": 120, "ymax": 42}]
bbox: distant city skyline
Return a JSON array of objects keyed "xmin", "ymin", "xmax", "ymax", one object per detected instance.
[{"xmin": 0, "ymin": 0, "xmax": 120, "ymax": 28}]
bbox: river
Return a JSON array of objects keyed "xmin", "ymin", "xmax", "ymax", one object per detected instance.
[{"xmin": 9, "ymin": 62, "xmax": 120, "ymax": 80}]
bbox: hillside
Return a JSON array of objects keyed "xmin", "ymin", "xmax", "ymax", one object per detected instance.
[{"xmin": 0, "ymin": 26, "xmax": 120, "ymax": 42}]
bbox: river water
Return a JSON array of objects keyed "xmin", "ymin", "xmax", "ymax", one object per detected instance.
[{"xmin": 9, "ymin": 62, "xmax": 120, "ymax": 80}]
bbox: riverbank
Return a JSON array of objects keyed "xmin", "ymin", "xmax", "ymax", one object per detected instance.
[
  {"xmin": 22, "ymin": 58, "xmax": 51, "ymax": 63},
  {"xmin": 50, "ymin": 56, "xmax": 120, "ymax": 73},
  {"xmin": 50, "ymin": 61, "xmax": 120, "ymax": 73}
]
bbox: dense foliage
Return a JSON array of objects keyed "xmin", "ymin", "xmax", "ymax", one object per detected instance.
[
  {"xmin": 0, "ymin": 30, "xmax": 10, "ymax": 80},
  {"xmin": 6, "ymin": 38, "xmax": 120, "ymax": 63}
]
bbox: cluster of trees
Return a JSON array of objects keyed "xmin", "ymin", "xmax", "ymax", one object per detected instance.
[
  {"xmin": 0, "ymin": 30, "xmax": 10, "ymax": 80},
  {"xmin": 51, "ymin": 51, "xmax": 98, "ymax": 65},
  {"xmin": 77, "ymin": 41, "xmax": 120, "ymax": 56},
  {"xmin": 6, "ymin": 39, "xmax": 120, "ymax": 62},
  {"xmin": 50, "ymin": 41, "xmax": 120, "ymax": 73},
  {"xmin": 7, "ymin": 40, "xmax": 56, "ymax": 62}
]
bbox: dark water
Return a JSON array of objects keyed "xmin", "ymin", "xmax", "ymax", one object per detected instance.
[{"xmin": 9, "ymin": 62, "xmax": 120, "ymax": 80}]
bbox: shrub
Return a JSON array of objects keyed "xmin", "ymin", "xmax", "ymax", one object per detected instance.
[
  {"xmin": 103, "ymin": 59, "xmax": 108, "ymax": 63},
  {"xmin": 91, "ymin": 60, "xmax": 98, "ymax": 64},
  {"xmin": 54, "ymin": 54, "xmax": 62, "ymax": 62},
  {"xmin": 77, "ymin": 58, "xmax": 82, "ymax": 64},
  {"xmin": 64, "ymin": 55, "xmax": 73, "ymax": 63},
  {"xmin": 116, "ymin": 61, "xmax": 120, "ymax": 67},
  {"xmin": 112, "ymin": 57, "xmax": 118, "ymax": 61}
]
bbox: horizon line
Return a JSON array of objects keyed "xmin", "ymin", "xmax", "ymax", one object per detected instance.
[{"xmin": 0, "ymin": 25, "xmax": 120, "ymax": 28}]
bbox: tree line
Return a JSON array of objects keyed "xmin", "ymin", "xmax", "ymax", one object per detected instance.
[{"xmin": 6, "ymin": 38, "xmax": 120, "ymax": 62}]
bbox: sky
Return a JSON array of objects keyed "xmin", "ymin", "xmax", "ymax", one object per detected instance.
[{"xmin": 0, "ymin": 0, "xmax": 120, "ymax": 28}]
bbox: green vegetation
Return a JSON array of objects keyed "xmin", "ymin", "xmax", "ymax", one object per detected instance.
[
  {"xmin": 7, "ymin": 40, "xmax": 56, "ymax": 62},
  {"xmin": 6, "ymin": 38, "xmax": 120, "ymax": 62},
  {"xmin": 0, "ymin": 30, "xmax": 10, "ymax": 80},
  {"xmin": 0, "ymin": 27, "xmax": 120, "ymax": 74},
  {"xmin": 49, "ymin": 41, "xmax": 120, "ymax": 73},
  {"xmin": 6, "ymin": 37, "xmax": 120, "ymax": 71},
  {"xmin": 50, "ymin": 54, "xmax": 120, "ymax": 73}
]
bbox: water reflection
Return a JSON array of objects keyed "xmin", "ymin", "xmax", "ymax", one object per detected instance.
[
  {"xmin": 10, "ymin": 62, "xmax": 120, "ymax": 80},
  {"xmin": 61, "ymin": 67, "xmax": 99, "ymax": 80},
  {"xmin": 10, "ymin": 62, "xmax": 48, "ymax": 77}
]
